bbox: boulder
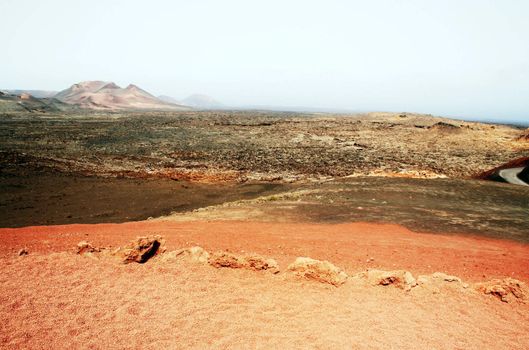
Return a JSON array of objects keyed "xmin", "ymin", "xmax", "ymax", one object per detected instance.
[
  {"xmin": 242, "ymin": 255, "xmax": 279, "ymax": 273},
  {"xmin": 208, "ymin": 251, "xmax": 245, "ymax": 269},
  {"xmin": 76, "ymin": 241, "xmax": 99, "ymax": 255},
  {"xmin": 118, "ymin": 235, "xmax": 164, "ymax": 264},
  {"xmin": 208, "ymin": 251, "xmax": 279, "ymax": 273},
  {"xmin": 476, "ymin": 278, "xmax": 528, "ymax": 303},
  {"xmin": 287, "ymin": 257, "xmax": 348, "ymax": 286},
  {"xmin": 364, "ymin": 269, "xmax": 417, "ymax": 290}
]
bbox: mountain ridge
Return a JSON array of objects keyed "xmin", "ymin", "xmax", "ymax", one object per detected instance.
[{"xmin": 55, "ymin": 81, "xmax": 189, "ymax": 111}]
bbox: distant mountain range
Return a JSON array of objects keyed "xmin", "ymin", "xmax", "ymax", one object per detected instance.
[
  {"xmin": 158, "ymin": 93, "xmax": 224, "ymax": 109},
  {"xmin": 5, "ymin": 90, "xmax": 58, "ymax": 98},
  {"xmin": 54, "ymin": 81, "xmax": 189, "ymax": 110},
  {"xmin": 3, "ymin": 82, "xmax": 225, "ymax": 111},
  {"xmin": 181, "ymin": 94, "xmax": 224, "ymax": 109}
]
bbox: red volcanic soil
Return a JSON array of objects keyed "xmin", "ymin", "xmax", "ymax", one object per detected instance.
[
  {"xmin": 1, "ymin": 220, "xmax": 529, "ymax": 349},
  {"xmin": 1, "ymin": 220, "xmax": 528, "ymax": 282}
]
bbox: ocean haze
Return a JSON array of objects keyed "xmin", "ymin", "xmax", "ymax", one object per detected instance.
[{"xmin": 1, "ymin": 0, "xmax": 528, "ymax": 122}]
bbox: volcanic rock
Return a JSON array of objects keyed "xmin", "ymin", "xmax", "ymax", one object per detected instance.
[
  {"xmin": 208, "ymin": 251, "xmax": 279, "ymax": 273},
  {"xmin": 208, "ymin": 251, "xmax": 245, "ymax": 268},
  {"xmin": 208, "ymin": 252, "xmax": 279, "ymax": 273},
  {"xmin": 243, "ymin": 255, "xmax": 280, "ymax": 273},
  {"xmin": 76, "ymin": 241, "xmax": 99, "ymax": 255},
  {"xmin": 364, "ymin": 269, "xmax": 417, "ymax": 290},
  {"xmin": 287, "ymin": 257, "xmax": 348, "ymax": 286},
  {"xmin": 118, "ymin": 235, "xmax": 165, "ymax": 264},
  {"xmin": 476, "ymin": 278, "xmax": 528, "ymax": 303}
]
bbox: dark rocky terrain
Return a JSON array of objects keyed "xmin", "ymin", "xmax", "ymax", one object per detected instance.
[
  {"xmin": 1, "ymin": 109, "xmax": 527, "ymax": 239},
  {"xmin": 1, "ymin": 110, "xmax": 527, "ymax": 182}
]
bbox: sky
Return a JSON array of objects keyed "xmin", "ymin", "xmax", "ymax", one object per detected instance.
[{"xmin": 1, "ymin": 0, "xmax": 528, "ymax": 122}]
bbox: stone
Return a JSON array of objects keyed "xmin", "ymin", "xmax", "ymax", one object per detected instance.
[
  {"xmin": 364, "ymin": 269, "xmax": 417, "ymax": 290},
  {"xmin": 208, "ymin": 251, "xmax": 279, "ymax": 273},
  {"xmin": 208, "ymin": 251, "xmax": 245, "ymax": 269},
  {"xmin": 76, "ymin": 241, "xmax": 99, "ymax": 255},
  {"xmin": 476, "ymin": 278, "xmax": 527, "ymax": 303},
  {"xmin": 242, "ymin": 255, "xmax": 279, "ymax": 273},
  {"xmin": 287, "ymin": 257, "xmax": 348, "ymax": 286},
  {"xmin": 119, "ymin": 235, "xmax": 164, "ymax": 264}
]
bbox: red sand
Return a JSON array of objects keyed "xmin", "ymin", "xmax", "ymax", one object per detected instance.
[
  {"xmin": 1, "ymin": 220, "xmax": 529, "ymax": 349},
  {"xmin": 1, "ymin": 220, "xmax": 528, "ymax": 282}
]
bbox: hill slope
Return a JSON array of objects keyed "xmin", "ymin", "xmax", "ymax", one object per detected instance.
[
  {"xmin": 0, "ymin": 91, "xmax": 74, "ymax": 113},
  {"xmin": 5, "ymin": 90, "xmax": 58, "ymax": 98}
]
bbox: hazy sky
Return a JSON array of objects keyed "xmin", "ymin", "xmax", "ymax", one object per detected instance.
[{"xmin": 1, "ymin": 0, "xmax": 528, "ymax": 122}]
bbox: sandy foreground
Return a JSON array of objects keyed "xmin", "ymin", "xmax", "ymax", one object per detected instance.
[{"xmin": 1, "ymin": 220, "xmax": 529, "ymax": 349}]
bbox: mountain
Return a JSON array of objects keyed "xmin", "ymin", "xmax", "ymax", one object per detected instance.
[
  {"xmin": 55, "ymin": 81, "xmax": 189, "ymax": 110},
  {"xmin": 180, "ymin": 94, "xmax": 224, "ymax": 109},
  {"xmin": 5, "ymin": 90, "xmax": 58, "ymax": 98},
  {"xmin": 157, "ymin": 95, "xmax": 180, "ymax": 104}
]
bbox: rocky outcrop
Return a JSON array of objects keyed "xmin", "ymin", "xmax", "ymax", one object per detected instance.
[
  {"xmin": 287, "ymin": 257, "xmax": 348, "ymax": 286},
  {"xmin": 208, "ymin": 251, "xmax": 279, "ymax": 273},
  {"xmin": 362, "ymin": 269, "xmax": 417, "ymax": 290},
  {"xmin": 117, "ymin": 235, "xmax": 165, "ymax": 264},
  {"xmin": 476, "ymin": 278, "xmax": 528, "ymax": 303}
]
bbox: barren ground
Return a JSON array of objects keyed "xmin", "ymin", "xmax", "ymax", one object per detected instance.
[
  {"xmin": 1, "ymin": 220, "xmax": 529, "ymax": 349},
  {"xmin": 1, "ymin": 111, "xmax": 527, "ymax": 181},
  {"xmin": 1, "ymin": 110, "xmax": 528, "ymax": 349}
]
